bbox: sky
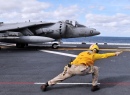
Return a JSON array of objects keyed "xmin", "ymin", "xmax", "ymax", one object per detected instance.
[{"xmin": 0, "ymin": 0, "xmax": 130, "ymax": 37}]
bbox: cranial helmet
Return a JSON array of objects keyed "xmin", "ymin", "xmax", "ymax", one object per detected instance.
[{"xmin": 89, "ymin": 44, "xmax": 99, "ymax": 52}]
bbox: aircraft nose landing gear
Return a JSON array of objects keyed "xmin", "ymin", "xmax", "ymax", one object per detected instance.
[{"xmin": 52, "ymin": 43, "xmax": 59, "ymax": 49}]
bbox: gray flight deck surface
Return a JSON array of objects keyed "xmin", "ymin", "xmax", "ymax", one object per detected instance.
[{"xmin": 0, "ymin": 43, "xmax": 130, "ymax": 95}]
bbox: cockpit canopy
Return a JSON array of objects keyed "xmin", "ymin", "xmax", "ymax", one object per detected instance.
[
  {"xmin": 59, "ymin": 20, "xmax": 86, "ymax": 27},
  {"xmin": 65, "ymin": 20, "xmax": 78, "ymax": 27}
]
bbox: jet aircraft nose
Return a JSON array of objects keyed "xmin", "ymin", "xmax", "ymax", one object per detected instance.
[
  {"xmin": 90, "ymin": 29, "xmax": 100, "ymax": 36},
  {"xmin": 94, "ymin": 31, "xmax": 100, "ymax": 35}
]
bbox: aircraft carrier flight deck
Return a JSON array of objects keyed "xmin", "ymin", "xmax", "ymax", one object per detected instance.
[{"xmin": 0, "ymin": 43, "xmax": 130, "ymax": 95}]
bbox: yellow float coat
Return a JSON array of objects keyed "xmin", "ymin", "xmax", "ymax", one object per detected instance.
[{"xmin": 71, "ymin": 51, "xmax": 116, "ymax": 66}]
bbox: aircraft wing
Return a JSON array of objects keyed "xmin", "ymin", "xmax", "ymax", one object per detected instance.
[
  {"xmin": 0, "ymin": 22, "xmax": 56, "ymax": 46},
  {"xmin": 0, "ymin": 22, "xmax": 55, "ymax": 32}
]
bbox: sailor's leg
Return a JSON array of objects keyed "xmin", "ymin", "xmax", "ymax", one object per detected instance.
[
  {"xmin": 92, "ymin": 66, "xmax": 99, "ymax": 86},
  {"xmin": 91, "ymin": 66, "xmax": 100, "ymax": 91},
  {"xmin": 41, "ymin": 68, "xmax": 73, "ymax": 92},
  {"xmin": 48, "ymin": 71, "xmax": 73, "ymax": 86}
]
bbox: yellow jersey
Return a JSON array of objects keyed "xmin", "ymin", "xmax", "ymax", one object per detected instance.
[{"xmin": 71, "ymin": 51, "xmax": 116, "ymax": 66}]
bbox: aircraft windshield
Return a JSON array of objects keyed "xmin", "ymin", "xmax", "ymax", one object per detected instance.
[
  {"xmin": 65, "ymin": 20, "xmax": 78, "ymax": 27},
  {"xmin": 64, "ymin": 20, "xmax": 86, "ymax": 27}
]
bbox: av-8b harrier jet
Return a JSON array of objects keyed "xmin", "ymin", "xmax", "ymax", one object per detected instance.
[{"xmin": 0, "ymin": 20, "xmax": 100, "ymax": 49}]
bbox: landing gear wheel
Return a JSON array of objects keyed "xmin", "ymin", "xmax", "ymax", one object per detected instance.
[{"xmin": 52, "ymin": 43, "xmax": 59, "ymax": 49}]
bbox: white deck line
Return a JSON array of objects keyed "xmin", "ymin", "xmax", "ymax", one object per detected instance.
[
  {"xmin": 34, "ymin": 82, "xmax": 100, "ymax": 85},
  {"xmin": 118, "ymin": 47, "xmax": 130, "ymax": 48},
  {"xmin": 40, "ymin": 50, "xmax": 77, "ymax": 57}
]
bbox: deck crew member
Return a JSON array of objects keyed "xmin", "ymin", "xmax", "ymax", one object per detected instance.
[{"xmin": 41, "ymin": 44, "xmax": 122, "ymax": 92}]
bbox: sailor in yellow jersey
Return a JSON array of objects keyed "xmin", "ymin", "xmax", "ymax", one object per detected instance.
[{"xmin": 41, "ymin": 44, "xmax": 122, "ymax": 92}]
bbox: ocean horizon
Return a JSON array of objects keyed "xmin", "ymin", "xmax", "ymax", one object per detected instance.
[{"xmin": 62, "ymin": 36, "xmax": 130, "ymax": 44}]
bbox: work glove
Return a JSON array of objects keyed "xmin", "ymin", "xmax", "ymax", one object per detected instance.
[{"xmin": 115, "ymin": 51, "xmax": 123, "ymax": 56}]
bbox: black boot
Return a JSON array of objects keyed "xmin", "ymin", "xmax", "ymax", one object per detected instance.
[
  {"xmin": 41, "ymin": 82, "xmax": 49, "ymax": 91},
  {"xmin": 91, "ymin": 85, "xmax": 100, "ymax": 92}
]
